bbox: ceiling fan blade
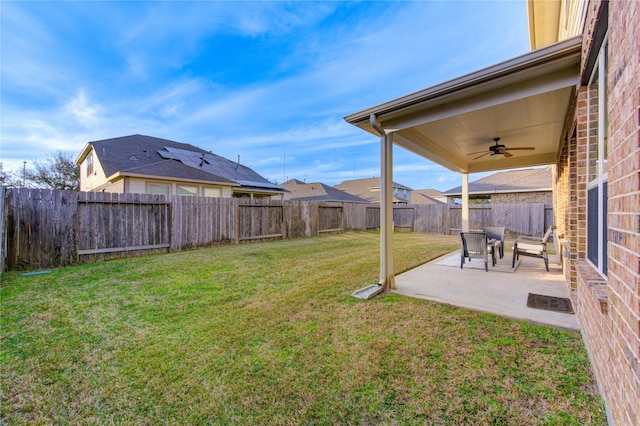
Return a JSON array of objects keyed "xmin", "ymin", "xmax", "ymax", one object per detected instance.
[
  {"xmin": 472, "ymin": 152, "xmax": 490, "ymax": 160},
  {"xmin": 504, "ymin": 147, "xmax": 535, "ymax": 151},
  {"xmin": 467, "ymin": 151, "xmax": 488, "ymax": 155},
  {"xmin": 503, "ymin": 151, "xmax": 513, "ymax": 158}
]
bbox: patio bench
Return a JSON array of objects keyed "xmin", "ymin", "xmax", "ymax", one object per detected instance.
[{"xmin": 512, "ymin": 226, "xmax": 555, "ymax": 271}]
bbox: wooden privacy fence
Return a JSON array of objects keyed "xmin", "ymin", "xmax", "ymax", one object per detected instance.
[
  {"xmin": 356, "ymin": 203, "xmax": 552, "ymax": 237},
  {"xmin": 2, "ymin": 189, "xmax": 369, "ymax": 270},
  {"xmin": 77, "ymin": 192, "xmax": 171, "ymax": 258},
  {"xmin": 1, "ymin": 187, "xmax": 552, "ymax": 271}
]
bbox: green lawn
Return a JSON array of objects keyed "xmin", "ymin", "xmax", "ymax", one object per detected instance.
[{"xmin": 1, "ymin": 232, "xmax": 606, "ymax": 425}]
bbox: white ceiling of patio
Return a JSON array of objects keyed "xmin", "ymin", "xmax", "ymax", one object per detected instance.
[{"xmin": 345, "ymin": 36, "xmax": 582, "ymax": 174}]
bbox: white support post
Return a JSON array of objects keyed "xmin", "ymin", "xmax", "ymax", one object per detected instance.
[
  {"xmin": 380, "ymin": 132, "xmax": 395, "ymax": 289},
  {"xmin": 461, "ymin": 173, "xmax": 469, "ymax": 232}
]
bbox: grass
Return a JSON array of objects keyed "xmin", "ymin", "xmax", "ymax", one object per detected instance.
[{"xmin": 1, "ymin": 231, "xmax": 606, "ymax": 425}]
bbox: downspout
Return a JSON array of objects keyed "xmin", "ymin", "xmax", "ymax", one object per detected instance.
[{"xmin": 370, "ymin": 113, "xmax": 395, "ymax": 290}]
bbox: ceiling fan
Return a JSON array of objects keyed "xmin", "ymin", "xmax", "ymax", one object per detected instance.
[{"xmin": 468, "ymin": 137, "xmax": 535, "ymax": 160}]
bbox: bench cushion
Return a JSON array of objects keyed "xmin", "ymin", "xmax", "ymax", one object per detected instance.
[{"xmin": 516, "ymin": 242, "xmax": 543, "ymax": 254}]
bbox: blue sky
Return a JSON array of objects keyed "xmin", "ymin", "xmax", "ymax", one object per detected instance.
[{"xmin": 1, "ymin": 1, "xmax": 529, "ymax": 191}]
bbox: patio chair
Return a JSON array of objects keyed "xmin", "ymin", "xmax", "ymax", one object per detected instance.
[
  {"xmin": 460, "ymin": 232, "xmax": 493, "ymax": 272},
  {"xmin": 483, "ymin": 226, "xmax": 505, "ymax": 259},
  {"xmin": 512, "ymin": 226, "xmax": 555, "ymax": 271}
]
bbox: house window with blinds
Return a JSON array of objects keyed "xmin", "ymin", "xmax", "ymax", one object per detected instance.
[
  {"xmin": 586, "ymin": 37, "xmax": 608, "ymax": 276},
  {"xmin": 148, "ymin": 183, "xmax": 170, "ymax": 195},
  {"xmin": 86, "ymin": 152, "xmax": 93, "ymax": 176}
]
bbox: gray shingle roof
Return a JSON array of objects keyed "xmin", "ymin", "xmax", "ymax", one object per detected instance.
[
  {"xmin": 87, "ymin": 134, "xmax": 283, "ymax": 192},
  {"xmin": 280, "ymin": 179, "xmax": 370, "ymax": 203},
  {"xmin": 442, "ymin": 167, "xmax": 552, "ymax": 196},
  {"xmin": 411, "ymin": 189, "xmax": 446, "ymax": 205},
  {"xmin": 334, "ymin": 177, "xmax": 412, "ymax": 203}
]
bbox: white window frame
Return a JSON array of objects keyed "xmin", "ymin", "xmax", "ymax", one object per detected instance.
[
  {"xmin": 586, "ymin": 35, "xmax": 608, "ymax": 276},
  {"xmin": 148, "ymin": 182, "xmax": 171, "ymax": 195},
  {"xmin": 86, "ymin": 152, "xmax": 93, "ymax": 176},
  {"xmin": 203, "ymin": 187, "xmax": 221, "ymax": 198},
  {"xmin": 177, "ymin": 185, "xmax": 198, "ymax": 197}
]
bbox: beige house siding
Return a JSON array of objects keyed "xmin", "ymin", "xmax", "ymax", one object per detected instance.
[
  {"xmin": 127, "ymin": 178, "xmax": 146, "ymax": 194},
  {"xmin": 126, "ymin": 177, "xmax": 231, "ymax": 197},
  {"xmin": 100, "ymin": 179, "xmax": 126, "ymax": 194},
  {"xmin": 79, "ymin": 150, "xmax": 108, "ymax": 192},
  {"xmin": 558, "ymin": 0, "xmax": 586, "ymax": 41},
  {"xmin": 79, "ymin": 147, "xmax": 236, "ymax": 197}
]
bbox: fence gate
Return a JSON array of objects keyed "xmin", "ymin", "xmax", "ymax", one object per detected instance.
[
  {"xmin": 76, "ymin": 192, "xmax": 171, "ymax": 262},
  {"xmin": 366, "ymin": 207, "xmax": 380, "ymax": 229},
  {"xmin": 4, "ymin": 188, "xmax": 79, "ymax": 270},
  {"xmin": 318, "ymin": 204, "xmax": 343, "ymax": 233},
  {"xmin": 238, "ymin": 201, "xmax": 284, "ymax": 241}
]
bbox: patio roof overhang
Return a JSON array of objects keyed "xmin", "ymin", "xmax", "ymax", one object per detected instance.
[
  {"xmin": 344, "ymin": 36, "xmax": 582, "ymax": 174},
  {"xmin": 344, "ymin": 36, "xmax": 581, "ymax": 291}
]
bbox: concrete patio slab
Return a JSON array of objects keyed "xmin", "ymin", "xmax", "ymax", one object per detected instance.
[{"xmin": 392, "ymin": 251, "xmax": 578, "ymax": 330}]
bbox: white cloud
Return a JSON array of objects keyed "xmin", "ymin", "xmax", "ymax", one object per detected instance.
[
  {"xmin": 1, "ymin": 1, "xmax": 528, "ymax": 191},
  {"xmin": 64, "ymin": 89, "xmax": 102, "ymax": 125}
]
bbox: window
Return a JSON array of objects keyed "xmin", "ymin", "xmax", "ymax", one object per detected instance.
[
  {"xmin": 86, "ymin": 152, "xmax": 93, "ymax": 176},
  {"xmin": 586, "ymin": 36, "xmax": 608, "ymax": 275},
  {"xmin": 148, "ymin": 183, "xmax": 170, "ymax": 195},
  {"xmin": 203, "ymin": 187, "xmax": 221, "ymax": 198},
  {"xmin": 178, "ymin": 185, "xmax": 198, "ymax": 196}
]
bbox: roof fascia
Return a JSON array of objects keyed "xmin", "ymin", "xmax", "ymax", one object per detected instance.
[
  {"xmin": 444, "ymin": 187, "xmax": 553, "ymax": 197},
  {"xmin": 581, "ymin": 1, "xmax": 608, "ymax": 85},
  {"xmin": 233, "ymin": 188, "xmax": 286, "ymax": 195},
  {"xmin": 75, "ymin": 143, "xmax": 92, "ymax": 165},
  {"xmin": 344, "ymin": 35, "xmax": 581, "ymax": 132},
  {"xmin": 106, "ymin": 171, "xmax": 241, "ymax": 187}
]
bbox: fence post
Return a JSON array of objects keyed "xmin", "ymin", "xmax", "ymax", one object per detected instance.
[{"xmin": 0, "ymin": 186, "xmax": 5, "ymax": 273}]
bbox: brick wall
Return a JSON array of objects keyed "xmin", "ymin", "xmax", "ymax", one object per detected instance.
[
  {"xmin": 492, "ymin": 191, "xmax": 552, "ymax": 204},
  {"xmin": 605, "ymin": 0, "xmax": 640, "ymax": 423},
  {"xmin": 565, "ymin": 1, "xmax": 640, "ymax": 424},
  {"xmin": 554, "ymin": 133, "xmax": 578, "ymax": 289}
]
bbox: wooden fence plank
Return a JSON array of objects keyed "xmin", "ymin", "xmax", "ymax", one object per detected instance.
[
  {"xmin": 0, "ymin": 186, "xmax": 5, "ymax": 272},
  {"xmin": 1, "ymin": 188, "xmax": 554, "ymax": 271}
]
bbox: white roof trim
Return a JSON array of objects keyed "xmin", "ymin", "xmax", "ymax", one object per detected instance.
[{"xmin": 345, "ymin": 36, "xmax": 581, "ymax": 130}]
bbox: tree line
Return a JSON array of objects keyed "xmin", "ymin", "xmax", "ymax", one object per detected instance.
[{"xmin": 0, "ymin": 151, "xmax": 79, "ymax": 191}]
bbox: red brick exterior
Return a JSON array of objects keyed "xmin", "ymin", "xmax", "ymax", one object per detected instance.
[{"xmin": 555, "ymin": 0, "xmax": 640, "ymax": 423}]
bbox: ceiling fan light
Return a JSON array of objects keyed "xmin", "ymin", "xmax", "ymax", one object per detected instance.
[{"xmin": 490, "ymin": 151, "xmax": 505, "ymax": 159}]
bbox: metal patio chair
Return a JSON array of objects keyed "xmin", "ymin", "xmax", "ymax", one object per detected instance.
[{"xmin": 460, "ymin": 232, "xmax": 493, "ymax": 272}]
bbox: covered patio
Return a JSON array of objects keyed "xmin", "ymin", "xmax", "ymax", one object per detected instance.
[{"xmin": 344, "ymin": 36, "xmax": 581, "ymax": 295}]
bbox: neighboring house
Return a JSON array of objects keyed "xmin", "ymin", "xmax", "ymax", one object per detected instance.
[
  {"xmin": 279, "ymin": 179, "xmax": 369, "ymax": 203},
  {"xmin": 345, "ymin": 1, "xmax": 639, "ymax": 423},
  {"xmin": 334, "ymin": 177, "xmax": 412, "ymax": 204},
  {"xmin": 442, "ymin": 167, "xmax": 552, "ymax": 205},
  {"xmin": 75, "ymin": 135, "xmax": 285, "ymax": 198},
  {"xmin": 410, "ymin": 189, "xmax": 447, "ymax": 205}
]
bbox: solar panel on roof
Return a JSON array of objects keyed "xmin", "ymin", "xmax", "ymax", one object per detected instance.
[
  {"xmin": 236, "ymin": 180, "xmax": 282, "ymax": 190},
  {"xmin": 157, "ymin": 146, "xmax": 278, "ymax": 190}
]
